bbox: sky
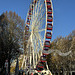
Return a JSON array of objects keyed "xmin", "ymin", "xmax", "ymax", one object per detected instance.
[{"xmin": 0, "ymin": 0, "xmax": 75, "ymax": 41}]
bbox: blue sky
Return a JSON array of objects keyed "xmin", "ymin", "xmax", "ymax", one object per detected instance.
[{"xmin": 0, "ymin": 0, "xmax": 75, "ymax": 41}]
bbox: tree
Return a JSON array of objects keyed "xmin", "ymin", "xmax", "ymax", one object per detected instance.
[
  {"xmin": 0, "ymin": 11, "xmax": 25, "ymax": 74},
  {"xmin": 47, "ymin": 30, "xmax": 75, "ymax": 74}
]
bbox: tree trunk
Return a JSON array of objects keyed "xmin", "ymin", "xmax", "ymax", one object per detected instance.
[{"xmin": 8, "ymin": 54, "xmax": 11, "ymax": 75}]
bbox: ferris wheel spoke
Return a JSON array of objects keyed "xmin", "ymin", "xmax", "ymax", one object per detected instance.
[
  {"xmin": 32, "ymin": 0, "xmax": 45, "ymax": 21},
  {"xmin": 32, "ymin": 33, "xmax": 40, "ymax": 51},
  {"xmin": 26, "ymin": 36, "xmax": 31, "ymax": 48},
  {"xmin": 35, "ymin": 28, "xmax": 46, "ymax": 33},
  {"xmin": 34, "ymin": 33, "xmax": 43, "ymax": 49},
  {"xmin": 31, "ymin": 5, "xmax": 46, "ymax": 28},
  {"xmin": 30, "ymin": 16, "xmax": 46, "ymax": 32},
  {"xmin": 34, "ymin": 21, "xmax": 46, "ymax": 35},
  {"xmin": 37, "ymin": 20, "xmax": 46, "ymax": 28},
  {"xmin": 30, "ymin": 16, "xmax": 45, "ymax": 31},
  {"xmin": 38, "ymin": 33, "xmax": 44, "ymax": 46},
  {"xmin": 36, "ymin": 33, "xmax": 44, "ymax": 57},
  {"xmin": 35, "ymin": 12, "xmax": 46, "ymax": 26},
  {"xmin": 31, "ymin": 12, "xmax": 46, "ymax": 29},
  {"xmin": 33, "ymin": 33, "xmax": 41, "ymax": 50},
  {"xmin": 33, "ymin": 16, "xmax": 46, "ymax": 31}
]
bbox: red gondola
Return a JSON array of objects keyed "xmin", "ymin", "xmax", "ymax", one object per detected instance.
[
  {"xmin": 29, "ymin": 13, "xmax": 32, "ymax": 15},
  {"xmin": 47, "ymin": 16, "xmax": 52, "ymax": 20},
  {"xmin": 29, "ymin": 7, "xmax": 33, "ymax": 12},
  {"xmin": 30, "ymin": 4, "xmax": 33, "ymax": 10},
  {"xmin": 47, "ymin": 7, "xmax": 52, "ymax": 14},
  {"xmin": 47, "ymin": 5, "xmax": 51, "ymax": 8},
  {"xmin": 40, "ymin": 57, "xmax": 47, "ymax": 62},
  {"xmin": 26, "ymin": 26, "xmax": 29, "ymax": 30},
  {"xmin": 36, "ymin": 70, "xmax": 41, "ymax": 72},
  {"xmin": 31, "ymin": 8, "xmax": 33, "ymax": 10},
  {"xmin": 27, "ymin": 20, "xmax": 30, "ymax": 25},
  {"xmin": 40, "ymin": 60, "xmax": 47, "ymax": 62},
  {"xmin": 27, "ymin": 17, "xmax": 31, "ymax": 20},
  {"xmin": 37, "ymin": 63, "xmax": 44, "ymax": 68},
  {"xmin": 46, "ymin": 0, "xmax": 50, "ymax": 3},
  {"xmin": 44, "ymin": 0, "xmax": 51, "ymax": 3},
  {"xmin": 37, "ymin": 65, "xmax": 44, "ymax": 68},
  {"xmin": 43, "ymin": 47, "xmax": 49, "ymax": 51},
  {"xmin": 29, "ymin": 9, "xmax": 31, "ymax": 12},
  {"xmin": 43, "ymin": 53, "xmax": 49, "ymax": 55},
  {"xmin": 44, "ymin": 41, "xmax": 50, "ymax": 47},
  {"xmin": 48, "ymin": 14, "xmax": 52, "ymax": 17},
  {"xmin": 46, "ymin": 32, "xmax": 52, "ymax": 39},
  {"xmin": 36, "ymin": 67, "xmax": 43, "ymax": 72},
  {"xmin": 47, "ymin": 2, "xmax": 51, "ymax": 5},
  {"xmin": 47, "ymin": 18, "xmax": 53, "ymax": 22},
  {"xmin": 26, "ymin": 22, "xmax": 30, "ymax": 25},
  {"xmin": 47, "ymin": 7, "xmax": 52, "ymax": 13},
  {"xmin": 43, "ymin": 49, "xmax": 49, "ymax": 55},
  {"xmin": 47, "ymin": 23, "xmax": 53, "ymax": 30},
  {"xmin": 47, "ymin": 11, "xmax": 52, "ymax": 14}
]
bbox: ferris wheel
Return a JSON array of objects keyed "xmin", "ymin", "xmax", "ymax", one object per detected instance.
[{"xmin": 23, "ymin": 0, "xmax": 53, "ymax": 73}]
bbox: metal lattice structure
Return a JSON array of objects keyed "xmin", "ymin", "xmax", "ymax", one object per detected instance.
[{"xmin": 22, "ymin": 0, "xmax": 53, "ymax": 74}]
